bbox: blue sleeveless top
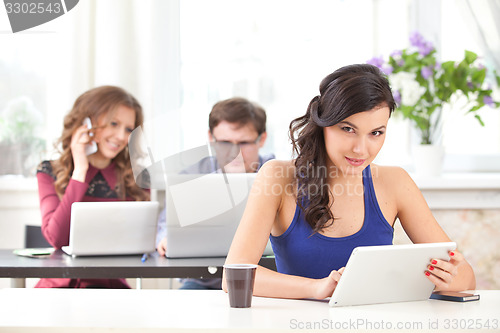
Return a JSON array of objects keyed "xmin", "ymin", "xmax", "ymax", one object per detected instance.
[{"xmin": 270, "ymin": 165, "xmax": 394, "ymax": 279}]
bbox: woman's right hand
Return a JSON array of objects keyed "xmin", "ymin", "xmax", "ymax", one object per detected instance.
[
  {"xmin": 312, "ymin": 267, "xmax": 345, "ymax": 299},
  {"xmin": 70, "ymin": 124, "xmax": 92, "ymax": 182}
]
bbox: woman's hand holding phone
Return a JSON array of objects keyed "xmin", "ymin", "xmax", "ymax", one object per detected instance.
[
  {"xmin": 70, "ymin": 117, "xmax": 96, "ymax": 182},
  {"xmin": 82, "ymin": 117, "xmax": 98, "ymax": 156}
]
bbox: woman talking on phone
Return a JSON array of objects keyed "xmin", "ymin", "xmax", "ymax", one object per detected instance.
[
  {"xmin": 223, "ymin": 64, "xmax": 475, "ymax": 299},
  {"xmin": 36, "ymin": 86, "xmax": 149, "ymax": 288}
]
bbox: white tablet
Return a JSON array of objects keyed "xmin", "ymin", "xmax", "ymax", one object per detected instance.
[{"xmin": 329, "ymin": 242, "xmax": 456, "ymax": 307}]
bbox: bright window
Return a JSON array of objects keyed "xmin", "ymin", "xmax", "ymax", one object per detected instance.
[
  {"xmin": 440, "ymin": 0, "xmax": 500, "ymax": 159},
  {"xmin": 1, "ymin": 0, "xmax": 499, "ymax": 177},
  {"xmin": 178, "ymin": 0, "xmax": 412, "ymax": 160}
]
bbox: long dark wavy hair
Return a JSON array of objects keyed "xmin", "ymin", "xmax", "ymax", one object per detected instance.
[
  {"xmin": 289, "ymin": 64, "xmax": 396, "ymax": 233},
  {"xmin": 52, "ymin": 86, "xmax": 149, "ymax": 201}
]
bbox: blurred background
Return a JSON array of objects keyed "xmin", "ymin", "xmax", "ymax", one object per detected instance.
[
  {"xmin": 0, "ymin": 0, "xmax": 499, "ymax": 289},
  {"xmin": 1, "ymin": 0, "xmax": 499, "ymax": 175}
]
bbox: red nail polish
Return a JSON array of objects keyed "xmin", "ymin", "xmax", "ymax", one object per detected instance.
[
  {"xmin": 425, "ymin": 271, "xmax": 430, "ymax": 276},
  {"xmin": 431, "ymin": 260, "xmax": 437, "ymax": 265},
  {"xmin": 450, "ymin": 251, "xmax": 455, "ymax": 256},
  {"xmin": 429, "ymin": 266, "xmax": 434, "ymax": 271}
]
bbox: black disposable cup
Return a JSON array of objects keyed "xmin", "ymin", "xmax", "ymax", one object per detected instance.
[{"xmin": 223, "ymin": 264, "xmax": 257, "ymax": 308}]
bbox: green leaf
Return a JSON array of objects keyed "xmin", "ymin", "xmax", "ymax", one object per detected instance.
[
  {"xmin": 464, "ymin": 50, "xmax": 478, "ymax": 64},
  {"xmin": 470, "ymin": 68, "xmax": 486, "ymax": 85},
  {"xmin": 441, "ymin": 61, "xmax": 456, "ymax": 72},
  {"xmin": 474, "ymin": 114, "xmax": 485, "ymax": 126},
  {"xmin": 469, "ymin": 105, "xmax": 483, "ymax": 113}
]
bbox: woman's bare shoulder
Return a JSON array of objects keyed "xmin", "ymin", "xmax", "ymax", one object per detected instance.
[
  {"xmin": 259, "ymin": 159, "xmax": 296, "ymax": 181},
  {"xmin": 261, "ymin": 158, "xmax": 295, "ymax": 169},
  {"xmin": 371, "ymin": 164, "xmax": 415, "ymax": 188}
]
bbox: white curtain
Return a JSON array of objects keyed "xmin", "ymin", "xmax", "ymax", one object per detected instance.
[
  {"xmin": 459, "ymin": 0, "xmax": 500, "ymax": 71},
  {"xmin": 46, "ymin": 0, "xmax": 182, "ymax": 159}
]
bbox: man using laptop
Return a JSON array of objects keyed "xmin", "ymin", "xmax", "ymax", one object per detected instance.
[{"xmin": 156, "ymin": 97, "xmax": 274, "ymax": 289}]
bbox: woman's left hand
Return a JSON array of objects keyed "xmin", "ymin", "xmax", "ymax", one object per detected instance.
[{"xmin": 425, "ymin": 249, "xmax": 464, "ymax": 291}]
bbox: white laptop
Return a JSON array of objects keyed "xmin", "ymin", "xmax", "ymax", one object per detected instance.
[
  {"xmin": 62, "ymin": 201, "xmax": 159, "ymax": 257},
  {"xmin": 164, "ymin": 173, "xmax": 273, "ymax": 258},
  {"xmin": 329, "ymin": 242, "xmax": 456, "ymax": 307}
]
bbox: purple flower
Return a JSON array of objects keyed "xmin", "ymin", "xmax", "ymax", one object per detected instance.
[
  {"xmin": 421, "ymin": 66, "xmax": 433, "ymax": 79},
  {"xmin": 390, "ymin": 50, "xmax": 403, "ymax": 57},
  {"xmin": 409, "ymin": 31, "xmax": 425, "ymax": 47},
  {"xmin": 418, "ymin": 41, "xmax": 434, "ymax": 56},
  {"xmin": 367, "ymin": 56, "xmax": 385, "ymax": 69},
  {"xmin": 484, "ymin": 95, "xmax": 494, "ymax": 107},
  {"xmin": 409, "ymin": 31, "xmax": 434, "ymax": 56},
  {"xmin": 393, "ymin": 90, "xmax": 401, "ymax": 105},
  {"xmin": 381, "ymin": 64, "xmax": 394, "ymax": 75},
  {"xmin": 467, "ymin": 82, "xmax": 475, "ymax": 89}
]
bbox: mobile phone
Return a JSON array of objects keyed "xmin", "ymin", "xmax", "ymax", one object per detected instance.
[
  {"xmin": 82, "ymin": 117, "xmax": 98, "ymax": 155},
  {"xmin": 430, "ymin": 291, "xmax": 480, "ymax": 302}
]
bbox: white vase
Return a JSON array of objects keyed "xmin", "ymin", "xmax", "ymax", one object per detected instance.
[{"xmin": 412, "ymin": 144, "xmax": 444, "ymax": 177}]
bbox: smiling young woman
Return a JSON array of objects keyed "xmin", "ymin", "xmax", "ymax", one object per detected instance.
[
  {"xmin": 87, "ymin": 104, "xmax": 136, "ymax": 168},
  {"xmin": 35, "ymin": 86, "xmax": 150, "ymax": 289},
  {"xmin": 223, "ymin": 64, "xmax": 476, "ymax": 300}
]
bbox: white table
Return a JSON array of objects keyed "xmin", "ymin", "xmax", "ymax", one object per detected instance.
[{"xmin": 0, "ymin": 289, "xmax": 498, "ymax": 332}]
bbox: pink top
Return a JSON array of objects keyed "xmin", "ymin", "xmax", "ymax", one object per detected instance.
[{"xmin": 35, "ymin": 161, "xmax": 144, "ymax": 289}]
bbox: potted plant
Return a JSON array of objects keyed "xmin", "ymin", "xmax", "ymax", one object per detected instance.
[
  {"xmin": 0, "ymin": 97, "xmax": 45, "ymax": 176},
  {"xmin": 368, "ymin": 32, "xmax": 500, "ymax": 176}
]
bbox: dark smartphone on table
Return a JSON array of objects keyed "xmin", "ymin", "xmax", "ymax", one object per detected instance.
[{"xmin": 430, "ymin": 291, "xmax": 480, "ymax": 302}]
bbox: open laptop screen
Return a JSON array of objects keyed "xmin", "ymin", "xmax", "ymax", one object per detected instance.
[
  {"xmin": 164, "ymin": 173, "xmax": 261, "ymax": 258},
  {"xmin": 63, "ymin": 201, "xmax": 159, "ymax": 257}
]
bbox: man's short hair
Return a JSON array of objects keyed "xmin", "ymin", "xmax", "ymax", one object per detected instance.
[{"xmin": 208, "ymin": 97, "xmax": 266, "ymax": 135}]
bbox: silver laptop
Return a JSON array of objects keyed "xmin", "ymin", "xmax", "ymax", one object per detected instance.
[
  {"xmin": 329, "ymin": 242, "xmax": 456, "ymax": 307},
  {"xmin": 164, "ymin": 173, "xmax": 272, "ymax": 258},
  {"xmin": 62, "ymin": 201, "xmax": 159, "ymax": 257}
]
